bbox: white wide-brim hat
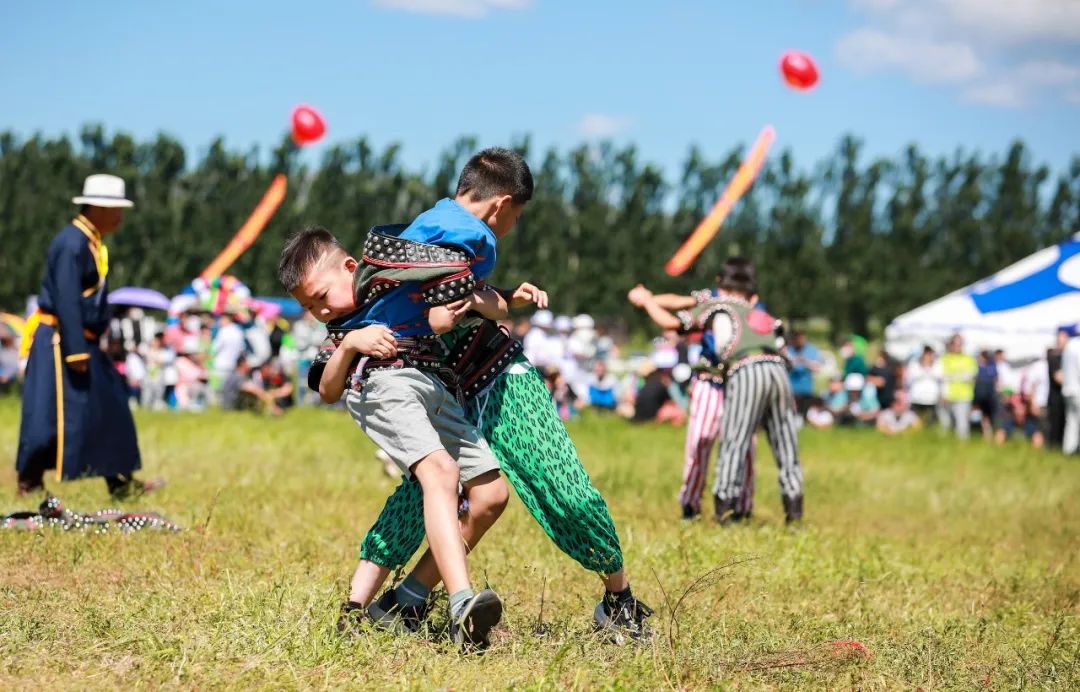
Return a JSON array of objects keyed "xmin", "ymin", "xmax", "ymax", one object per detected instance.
[{"xmin": 72, "ymin": 173, "xmax": 134, "ymax": 208}]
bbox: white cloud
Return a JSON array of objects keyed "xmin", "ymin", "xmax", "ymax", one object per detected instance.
[
  {"xmin": 575, "ymin": 113, "xmax": 633, "ymax": 139},
  {"xmin": 836, "ymin": 29, "xmax": 981, "ymax": 84},
  {"xmin": 1014, "ymin": 60, "xmax": 1080, "ymax": 86},
  {"xmin": 372, "ymin": 0, "xmax": 530, "ymax": 19},
  {"xmin": 839, "ymin": 0, "xmax": 1080, "ymax": 108},
  {"xmin": 1067, "ymin": 90, "xmax": 1080, "ymax": 106},
  {"xmin": 963, "ymin": 82, "xmax": 1026, "ymax": 108},
  {"xmin": 936, "ymin": 0, "xmax": 1080, "ymax": 45}
]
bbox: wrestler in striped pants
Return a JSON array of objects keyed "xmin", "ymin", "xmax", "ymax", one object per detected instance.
[
  {"xmin": 713, "ymin": 359, "xmax": 803, "ymax": 520},
  {"xmin": 680, "ymin": 377, "xmax": 756, "ymax": 516}
]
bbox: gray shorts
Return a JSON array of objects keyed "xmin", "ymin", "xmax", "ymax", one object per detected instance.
[{"xmin": 344, "ymin": 367, "xmax": 499, "ymax": 483}]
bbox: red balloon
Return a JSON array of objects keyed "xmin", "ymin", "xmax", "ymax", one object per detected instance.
[
  {"xmin": 291, "ymin": 105, "xmax": 326, "ymax": 145},
  {"xmin": 780, "ymin": 51, "xmax": 819, "ymax": 91}
]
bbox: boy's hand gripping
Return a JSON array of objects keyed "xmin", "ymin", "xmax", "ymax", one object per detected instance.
[{"xmin": 510, "ymin": 282, "xmax": 548, "ymax": 309}]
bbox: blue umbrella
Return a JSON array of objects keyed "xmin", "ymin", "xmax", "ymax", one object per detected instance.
[{"xmin": 108, "ymin": 286, "xmax": 171, "ymax": 311}]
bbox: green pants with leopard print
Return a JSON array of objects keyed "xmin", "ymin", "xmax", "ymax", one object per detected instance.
[{"xmin": 359, "ymin": 359, "xmax": 625, "ymax": 575}]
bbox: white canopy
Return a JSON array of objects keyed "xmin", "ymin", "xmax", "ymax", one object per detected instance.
[{"xmin": 885, "ymin": 236, "xmax": 1080, "ymax": 362}]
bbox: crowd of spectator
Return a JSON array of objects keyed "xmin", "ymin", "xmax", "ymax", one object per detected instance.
[
  {"xmin": 513, "ymin": 308, "xmax": 1080, "ymax": 457},
  {"xmin": 798, "ymin": 330, "xmax": 1080, "ymax": 455},
  {"xmin": 3, "ymin": 303, "xmax": 1078, "ymax": 457},
  {"xmin": 0, "ymin": 307, "xmax": 329, "ymax": 417}
]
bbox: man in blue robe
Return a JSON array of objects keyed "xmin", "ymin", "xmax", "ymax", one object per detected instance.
[{"xmin": 16, "ymin": 174, "xmax": 161, "ymax": 499}]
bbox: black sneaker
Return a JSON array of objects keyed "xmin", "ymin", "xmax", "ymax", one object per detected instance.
[
  {"xmin": 681, "ymin": 505, "xmax": 700, "ymax": 521},
  {"xmin": 337, "ymin": 601, "xmax": 367, "ymax": 637},
  {"xmin": 449, "ymin": 589, "xmax": 503, "ymax": 650},
  {"xmin": 366, "ymin": 589, "xmax": 431, "ymax": 634},
  {"xmin": 731, "ymin": 510, "xmax": 752, "ymax": 523},
  {"xmin": 593, "ymin": 596, "xmax": 654, "ymax": 645},
  {"xmin": 782, "ymin": 495, "xmax": 804, "ymax": 524},
  {"xmin": 713, "ymin": 495, "xmax": 737, "ymax": 526}
]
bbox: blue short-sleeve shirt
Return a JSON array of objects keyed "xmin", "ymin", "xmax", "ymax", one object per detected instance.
[{"xmin": 337, "ymin": 200, "xmax": 497, "ymax": 336}]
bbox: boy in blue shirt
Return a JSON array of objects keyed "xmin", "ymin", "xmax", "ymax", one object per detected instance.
[
  {"xmin": 333, "ymin": 148, "xmax": 653, "ymax": 644},
  {"xmin": 278, "ymin": 225, "xmax": 509, "ymax": 649}
]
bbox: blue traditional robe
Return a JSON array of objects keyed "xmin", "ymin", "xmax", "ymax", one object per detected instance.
[{"xmin": 16, "ymin": 215, "xmax": 141, "ymax": 481}]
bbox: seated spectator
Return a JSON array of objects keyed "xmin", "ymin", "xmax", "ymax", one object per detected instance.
[
  {"xmin": 824, "ymin": 376, "xmax": 848, "ymax": 418},
  {"xmin": 586, "ymin": 360, "xmax": 619, "ymax": 411},
  {"xmin": 876, "ymin": 391, "xmax": 922, "ymax": 435},
  {"xmin": 627, "ymin": 363, "xmax": 685, "ymax": 425},
  {"xmin": 221, "ymin": 356, "xmax": 288, "ymax": 416},
  {"xmin": 259, "ymin": 358, "xmax": 295, "ymax": 411},
  {"xmin": 848, "ymin": 373, "xmax": 881, "ymax": 425},
  {"xmin": 0, "ymin": 333, "xmax": 18, "ymax": 394},
  {"xmin": 833, "ymin": 373, "xmax": 879, "ymax": 426},
  {"xmin": 804, "ymin": 397, "xmax": 835, "ymax": 429},
  {"xmin": 995, "ymin": 388, "xmax": 1045, "ymax": 449}
]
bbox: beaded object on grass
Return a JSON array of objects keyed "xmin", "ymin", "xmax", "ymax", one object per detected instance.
[{"xmin": 1, "ymin": 496, "xmax": 182, "ymax": 533}]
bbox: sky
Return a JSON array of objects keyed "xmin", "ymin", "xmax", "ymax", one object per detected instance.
[{"xmin": 2, "ymin": 0, "xmax": 1079, "ymax": 180}]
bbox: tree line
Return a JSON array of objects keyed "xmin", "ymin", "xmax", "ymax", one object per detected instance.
[{"xmin": 0, "ymin": 125, "xmax": 1076, "ymax": 337}]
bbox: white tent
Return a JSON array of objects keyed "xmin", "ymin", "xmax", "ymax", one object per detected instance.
[{"xmin": 885, "ymin": 235, "xmax": 1080, "ymax": 362}]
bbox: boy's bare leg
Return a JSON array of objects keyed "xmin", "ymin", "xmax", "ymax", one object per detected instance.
[
  {"xmin": 409, "ymin": 470, "xmax": 508, "ymax": 589},
  {"xmin": 349, "ymin": 561, "xmax": 392, "ymax": 606},
  {"xmin": 410, "ymin": 449, "xmax": 471, "ymax": 595},
  {"xmin": 601, "ymin": 571, "xmax": 629, "ymax": 592}
]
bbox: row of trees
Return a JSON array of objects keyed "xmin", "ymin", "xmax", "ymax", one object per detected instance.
[{"xmin": 1, "ymin": 126, "xmax": 1077, "ymax": 337}]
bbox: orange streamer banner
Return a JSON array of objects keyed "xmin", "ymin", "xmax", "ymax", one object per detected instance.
[
  {"xmin": 200, "ymin": 174, "xmax": 287, "ymax": 280},
  {"xmin": 665, "ymin": 126, "xmax": 776, "ymax": 276}
]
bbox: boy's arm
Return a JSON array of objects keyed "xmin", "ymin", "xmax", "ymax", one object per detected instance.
[
  {"xmin": 629, "ymin": 283, "xmax": 700, "ymax": 311},
  {"xmin": 319, "ymin": 326, "xmax": 397, "ymax": 403},
  {"xmin": 467, "ymin": 285, "xmax": 509, "ymax": 320},
  {"xmin": 636, "ymin": 293, "xmax": 683, "ymax": 331},
  {"xmin": 429, "ymin": 286, "xmax": 508, "ymax": 334},
  {"xmin": 652, "ymin": 293, "xmax": 699, "ymax": 310}
]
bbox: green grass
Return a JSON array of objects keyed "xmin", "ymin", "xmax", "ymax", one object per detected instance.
[{"xmin": 1, "ymin": 396, "xmax": 1078, "ymax": 689}]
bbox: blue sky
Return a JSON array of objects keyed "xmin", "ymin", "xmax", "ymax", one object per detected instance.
[{"xmin": 2, "ymin": 0, "xmax": 1078, "ymax": 180}]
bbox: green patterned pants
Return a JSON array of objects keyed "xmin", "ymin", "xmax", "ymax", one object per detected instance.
[{"xmin": 359, "ymin": 364, "xmax": 625, "ymax": 575}]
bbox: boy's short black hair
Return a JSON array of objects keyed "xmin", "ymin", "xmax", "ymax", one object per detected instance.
[
  {"xmin": 455, "ymin": 147, "xmax": 534, "ymax": 205},
  {"xmin": 717, "ymin": 257, "xmax": 757, "ymax": 297},
  {"xmin": 277, "ymin": 226, "xmax": 346, "ymax": 291}
]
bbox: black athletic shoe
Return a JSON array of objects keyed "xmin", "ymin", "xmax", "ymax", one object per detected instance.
[
  {"xmin": 713, "ymin": 495, "xmax": 737, "ymax": 526},
  {"xmin": 731, "ymin": 510, "xmax": 752, "ymax": 523},
  {"xmin": 782, "ymin": 494, "xmax": 804, "ymax": 524},
  {"xmin": 450, "ymin": 589, "xmax": 503, "ymax": 650},
  {"xmin": 336, "ymin": 601, "xmax": 367, "ymax": 637},
  {"xmin": 367, "ymin": 589, "xmax": 432, "ymax": 635},
  {"xmin": 681, "ymin": 504, "xmax": 700, "ymax": 521},
  {"xmin": 593, "ymin": 596, "xmax": 654, "ymax": 645}
]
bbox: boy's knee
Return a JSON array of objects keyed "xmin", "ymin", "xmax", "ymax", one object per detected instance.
[
  {"xmin": 413, "ymin": 450, "xmax": 460, "ymax": 489},
  {"xmin": 465, "ymin": 471, "xmax": 509, "ymax": 520}
]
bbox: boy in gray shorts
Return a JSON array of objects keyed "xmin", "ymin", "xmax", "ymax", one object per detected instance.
[{"xmin": 278, "ymin": 227, "xmax": 510, "ymax": 648}]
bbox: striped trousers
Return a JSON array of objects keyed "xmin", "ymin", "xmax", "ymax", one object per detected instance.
[
  {"xmin": 680, "ymin": 377, "xmax": 756, "ymax": 514},
  {"xmin": 713, "ymin": 360, "xmax": 803, "ymax": 502}
]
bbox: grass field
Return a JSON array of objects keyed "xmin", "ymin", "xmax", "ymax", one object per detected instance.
[{"xmin": 2, "ymin": 396, "xmax": 1079, "ymax": 689}]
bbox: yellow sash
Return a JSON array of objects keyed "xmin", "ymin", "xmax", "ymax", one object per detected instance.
[{"xmin": 72, "ymin": 215, "xmax": 109, "ymax": 296}]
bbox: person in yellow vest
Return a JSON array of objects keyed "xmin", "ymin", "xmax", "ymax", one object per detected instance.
[
  {"xmin": 15, "ymin": 175, "xmax": 162, "ymax": 498},
  {"xmin": 940, "ymin": 334, "xmax": 978, "ymax": 440}
]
